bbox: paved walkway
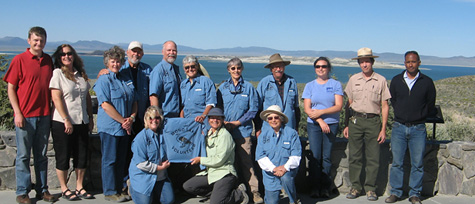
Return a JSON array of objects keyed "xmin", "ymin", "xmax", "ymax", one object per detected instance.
[{"xmin": 1, "ymin": 190, "xmax": 473, "ymax": 204}]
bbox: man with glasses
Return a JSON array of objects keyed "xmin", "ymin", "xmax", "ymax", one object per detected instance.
[
  {"xmin": 150, "ymin": 40, "xmax": 182, "ymax": 118},
  {"xmin": 343, "ymin": 47, "xmax": 391, "ymax": 201},
  {"xmin": 385, "ymin": 51, "xmax": 436, "ymax": 204},
  {"xmin": 256, "ymin": 53, "xmax": 300, "ymax": 136}
]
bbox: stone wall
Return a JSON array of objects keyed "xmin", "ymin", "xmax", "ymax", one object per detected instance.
[{"xmin": 1, "ymin": 131, "xmax": 474, "ymax": 197}]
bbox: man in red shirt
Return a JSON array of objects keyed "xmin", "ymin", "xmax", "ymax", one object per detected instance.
[{"xmin": 3, "ymin": 26, "xmax": 56, "ymax": 204}]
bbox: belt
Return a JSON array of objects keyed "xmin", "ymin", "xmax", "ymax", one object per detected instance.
[
  {"xmin": 401, "ymin": 122, "xmax": 423, "ymax": 127},
  {"xmin": 353, "ymin": 111, "xmax": 378, "ymax": 119}
]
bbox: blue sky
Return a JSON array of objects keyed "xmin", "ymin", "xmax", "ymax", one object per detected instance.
[{"xmin": 2, "ymin": 0, "xmax": 475, "ymax": 57}]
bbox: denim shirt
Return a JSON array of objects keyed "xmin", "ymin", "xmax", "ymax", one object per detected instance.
[
  {"xmin": 128, "ymin": 128, "xmax": 168, "ymax": 196},
  {"xmin": 180, "ymin": 75, "xmax": 217, "ymax": 118},
  {"xmin": 257, "ymin": 74, "xmax": 299, "ymax": 129},
  {"xmin": 94, "ymin": 70, "xmax": 136, "ymax": 136},
  {"xmin": 217, "ymin": 77, "xmax": 258, "ymax": 138},
  {"xmin": 121, "ymin": 60, "xmax": 152, "ymax": 122},
  {"xmin": 256, "ymin": 125, "xmax": 302, "ymax": 190},
  {"xmin": 150, "ymin": 60, "xmax": 182, "ymax": 117}
]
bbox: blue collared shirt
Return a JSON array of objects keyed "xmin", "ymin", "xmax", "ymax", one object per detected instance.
[
  {"xmin": 404, "ymin": 71, "xmax": 420, "ymax": 90},
  {"xmin": 121, "ymin": 60, "xmax": 152, "ymax": 122},
  {"xmin": 256, "ymin": 125, "xmax": 302, "ymax": 190},
  {"xmin": 217, "ymin": 77, "xmax": 258, "ymax": 138},
  {"xmin": 149, "ymin": 60, "xmax": 182, "ymax": 117},
  {"xmin": 94, "ymin": 70, "xmax": 137, "ymax": 136},
  {"xmin": 257, "ymin": 74, "xmax": 299, "ymax": 129},
  {"xmin": 180, "ymin": 75, "xmax": 217, "ymax": 118},
  {"xmin": 129, "ymin": 128, "xmax": 168, "ymax": 195}
]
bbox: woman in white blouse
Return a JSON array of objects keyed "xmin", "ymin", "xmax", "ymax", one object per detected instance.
[{"xmin": 50, "ymin": 44, "xmax": 94, "ymax": 201}]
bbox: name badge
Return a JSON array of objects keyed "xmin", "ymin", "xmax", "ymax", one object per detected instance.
[
  {"xmin": 195, "ymin": 89, "xmax": 202, "ymax": 91},
  {"xmin": 284, "ymin": 141, "xmax": 290, "ymax": 145},
  {"xmin": 126, "ymin": 82, "xmax": 133, "ymax": 86},
  {"xmin": 241, "ymin": 94, "xmax": 248, "ymax": 97},
  {"xmin": 289, "ymin": 89, "xmax": 294, "ymax": 92}
]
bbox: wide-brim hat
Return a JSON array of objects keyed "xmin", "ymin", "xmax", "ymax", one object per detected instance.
[
  {"xmin": 128, "ymin": 41, "xmax": 143, "ymax": 50},
  {"xmin": 207, "ymin": 107, "xmax": 224, "ymax": 117},
  {"xmin": 260, "ymin": 105, "xmax": 289, "ymax": 124},
  {"xmin": 351, "ymin": 47, "xmax": 379, "ymax": 60},
  {"xmin": 264, "ymin": 53, "xmax": 291, "ymax": 68}
]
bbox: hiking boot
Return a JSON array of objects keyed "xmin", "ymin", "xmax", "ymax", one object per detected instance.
[
  {"xmin": 252, "ymin": 191, "xmax": 264, "ymax": 204},
  {"xmin": 366, "ymin": 191, "xmax": 378, "ymax": 201},
  {"xmin": 104, "ymin": 194, "xmax": 126, "ymax": 202},
  {"xmin": 16, "ymin": 194, "xmax": 31, "ymax": 204},
  {"xmin": 346, "ymin": 188, "xmax": 360, "ymax": 199},
  {"xmin": 237, "ymin": 184, "xmax": 249, "ymax": 204},
  {"xmin": 36, "ymin": 191, "xmax": 57, "ymax": 202},
  {"xmin": 385, "ymin": 194, "xmax": 400, "ymax": 203}
]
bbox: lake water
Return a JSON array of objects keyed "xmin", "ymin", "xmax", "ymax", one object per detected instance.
[{"xmin": 2, "ymin": 52, "xmax": 475, "ymax": 83}]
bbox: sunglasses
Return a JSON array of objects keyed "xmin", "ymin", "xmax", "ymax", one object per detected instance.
[
  {"xmin": 149, "ymin": 116, "xmax": 161, "ymax": 121},
  {"xmin": 184, "ymin": 65, "xmax": 197, "ymax": 70},
  {"xmin": 60, "ymin": 52, "xmax": 73, "ymax": 57},
  {"xmin": 230, "ymin": 66, "xmax": 242, "ymax": 71},
  {"xmin": 315, "ymin": 65, "xmax": 328, "ymax": 69},
  {"xmin": 267, "ymin": 116, "xmax": 280, "ymax": 121}
]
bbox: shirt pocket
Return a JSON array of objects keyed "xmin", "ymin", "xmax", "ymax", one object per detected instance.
[
  {"xmin": 111, "ymin": 87, "xmax": 124, "ymax": 100},
  {"xmin": 288, "ymin": 89, "xmax": 296, "ymax": 104},
  {"xmin": 193, "ymin": 89, "xmax": 206, "ymax": 106},
  {"xmin": 369, "ymin": 84, "xmax": 382, "ymax": 102},
  {"xmin": 351, "ymin": 86, "xmax": 364, "ymax": 101},
  {"xmin": 237, "ymin": 94, "xmax": 249, "ymax": 110}
]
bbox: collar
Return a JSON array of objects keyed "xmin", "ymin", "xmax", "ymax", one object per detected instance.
[
  {"xmin": 271, "ymin": 74, "xmax": 288, "ymax": 84},
  {"xmin": 403, "ymin": 70, "xmax": 420, "ymax": 80},
  {"xmin": 26, "ymin": 48, "xmax": 43, "ymax": 59},
  {"xmin": 357, "ymin": 72, "xmax": 377, "ymax": 81}
]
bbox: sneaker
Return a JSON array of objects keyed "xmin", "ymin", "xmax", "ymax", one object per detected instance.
[
  {"xmin": 121, "ymin": 190, "xmax": 131, "ymax": 201},
  {"xmin": 237, "ymin": 184, "xmax": 249, "ymax": 204},
  {"xmin": 105, "ymin": 194, "xmax": 126, "ymax": 202},
  {"xmin": 252, "ymin": 191, "xmax": 264, "ymax": 204},
  {"xmin": 320, "ymin": 188, "xmax": 330, "ymax": 198},
  {"xmin": 385, "ymin": 194, "xmax": 400, "ymax": 203},
  {"xmin": 346, "ymin": 188, "xmax": 360, "ymax": 199},
  {"xmin": 16, "ymin": 194, "xmax": 31, "ymax": 204},
  {"xmin": 36, "ymin": 191, "xmax": 58, "ymax": 202},
  {"xmin": 409, "ymin": 196, "xmax": 422, "ymax": 204},
  {"xmin": 366, "ymin": 191, "xmax": 378, "ymax": 201},
  {"xmin": 310, "ymin": 188, "xmax": 320, "ymax": 198}
]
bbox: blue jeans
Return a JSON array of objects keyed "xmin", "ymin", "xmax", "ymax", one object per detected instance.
[
  {"xmin": 264, "ymin": 169, "xmax": 298, "ymax": 204},
  {"xmin": 307, "ymin": 122, "xmax": 338, "ymax": 189},
  {"xmin": 15, "ymin": 116, "xmax": 51, "ymax": 195},
  {"xmin": 389, "ymin": 122, "xmax": 427, "ymax": 198},
  {"xmin": 100, "ymin": 132, "xmax": 129, "ymax": 196},
  {"xmin": 130, "ymin": 179, "xmax": 174, "ymax": 204}
]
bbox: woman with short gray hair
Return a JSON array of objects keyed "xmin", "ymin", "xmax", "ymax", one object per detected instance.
[{"xmin": 93, "ymin": 45, "xmax": 138, "ymax": 202}]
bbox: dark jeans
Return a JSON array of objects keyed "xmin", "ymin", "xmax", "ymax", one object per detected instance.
[
  {"xmin": 307, "ymin": 122, "xmax": 338, "ymax": 189},
  {"xmin": 100, "ymin": 132, "xmax": 129, "ymax": 196},
  {"xmin": 183, "ymin": 174, "xmax": 243, "ymax": 204}
]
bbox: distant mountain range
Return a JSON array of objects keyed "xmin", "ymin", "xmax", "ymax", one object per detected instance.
[{"xmin": 1, "ymin": 36, "xmax": 474, "ymax": 67}]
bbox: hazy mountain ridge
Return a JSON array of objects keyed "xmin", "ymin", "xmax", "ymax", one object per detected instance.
[{"xmin": 1, "ymin": 36, "xmax": 474, "ymax": 67}]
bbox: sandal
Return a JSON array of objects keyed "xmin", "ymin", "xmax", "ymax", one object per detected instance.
[
  {"xmin": 62, "ymin": 189, "xmax": 80, "ymax": 201},
  {"xmin": 76, "ymin": 188, "xmax": 94, "ymax": 199}
]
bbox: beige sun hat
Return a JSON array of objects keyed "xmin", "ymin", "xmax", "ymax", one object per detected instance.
[
  {"xmin": 264, "ymin": 53, "xmax": 291, "ymax": 68},
  {"xmin": 351, "ymin": 47, "xmax": 379, "ymax": 60},
  {"xmin": 260, "ymin": 105, "xmax": 289, "ymax": 124}
]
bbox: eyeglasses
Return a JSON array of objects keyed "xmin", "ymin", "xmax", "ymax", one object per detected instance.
[
  {"xmin": 60, "ymin": 52, "xmax": 73, "ymax": 57},
  {"xmin": 315, "ymin": 65, "xmax": 328, "ymax": 69},
  {"xmin": 267, "ymin": 116, "xmax": 280, "ymax": 121},
  {"xmin": 149, "ymin": 116, "xmax": 161, "ymax": 121},
  {"xmin": 230, "ymin": 66, "xmax": 242, "ymax": 71},
  {"xmin": 184, "ymin": 65, "xmax": 197, "ymax": 70}
]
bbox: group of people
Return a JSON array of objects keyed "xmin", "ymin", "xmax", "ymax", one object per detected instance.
[{"xmin": 4, "ymin": 26, "xmax": 436, "ymax": 204}]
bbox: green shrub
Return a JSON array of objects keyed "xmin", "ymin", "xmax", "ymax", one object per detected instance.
[{"xmin": 0, "ymin": 54, "xmax": 14, "ymax": 130}]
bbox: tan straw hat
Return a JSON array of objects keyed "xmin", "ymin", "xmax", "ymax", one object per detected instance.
[
  {"xmin": 264, "ymin": 53, "xmax": 291, "ymax": 68},
  {"xmin": 260, "ymin": 105, "xmax": 289, "ymax": 124},
  {"xmin": 351, "ymin": 47, "xmax": 379, "ymax": 60}
]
